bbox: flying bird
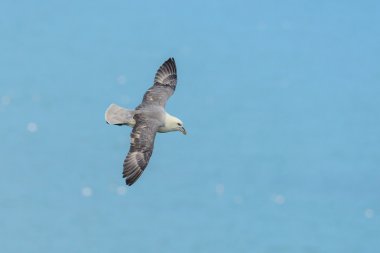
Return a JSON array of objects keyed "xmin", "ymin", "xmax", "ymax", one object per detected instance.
[{"xmin": 105, "ymin": 58, "xmax": 186, "ymax": 186}]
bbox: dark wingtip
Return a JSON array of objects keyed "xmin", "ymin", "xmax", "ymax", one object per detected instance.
[
  {"xmin": 154, "ymin": 57, "xmax": 177, "ymax": 85},
  {"xmin": 123, "ymin": 161, "xmax": 143, "ymax": 186},
  {"xmin": 124, "ymin": 173, "xmax": 135, "ymax": 186},
  {"xmin": 125, "ymin": 172, "xmax": 142, "ymax": 186},
  {"xmin": 126, "ymin": 179, "xmax": 133, "ymax": 186},
  {"xmin": 163, "ymin": 57, "xmax": 175, "ymax": 69}
]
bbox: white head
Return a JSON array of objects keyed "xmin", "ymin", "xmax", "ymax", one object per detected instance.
[{"xmin": 164, "ymin": 113, "xmax": 187, "ymax": 135}]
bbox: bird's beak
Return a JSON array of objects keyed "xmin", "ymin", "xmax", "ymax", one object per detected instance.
[{"xmin": 180, "ymin": 126, "xmax": 187, "ymax": 135}]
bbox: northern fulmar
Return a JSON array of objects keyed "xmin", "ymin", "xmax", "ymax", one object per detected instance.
[{"xmin": 105, "ymin": 58, "xmax": 186, "ymax": 186}]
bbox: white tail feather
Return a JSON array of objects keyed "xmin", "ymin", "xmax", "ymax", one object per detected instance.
[{"xmin": 105, "ymin": 104, "xmax": 135, "ymax": 126}]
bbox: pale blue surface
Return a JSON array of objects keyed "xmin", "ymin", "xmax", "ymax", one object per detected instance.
[{"xmin": 1, "ymin": 1, "xmax": 380, "ymax": 252}]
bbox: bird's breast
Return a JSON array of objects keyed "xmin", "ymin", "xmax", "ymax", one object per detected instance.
[{"xmin": 157, "ymin": 126, "xmax": 172, "ymax": 133}]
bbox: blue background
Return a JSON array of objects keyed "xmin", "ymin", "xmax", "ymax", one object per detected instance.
[{"xmin": 1, "ymin": 1, "xmax": 379, "ymax": 252}]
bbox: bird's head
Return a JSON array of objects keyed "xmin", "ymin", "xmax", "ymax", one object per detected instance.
[
  {"xmin": 166, "ymin": 114, "xmax": 187, "ymax": 135},
  {"xmin": 175, "ymin": 119, "xmax": 187, "ymax": 135}
]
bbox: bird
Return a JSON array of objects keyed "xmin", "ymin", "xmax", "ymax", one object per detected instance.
[{"xmin": 105, "ymin": 58, "xmax": 186, "ymax": 186}]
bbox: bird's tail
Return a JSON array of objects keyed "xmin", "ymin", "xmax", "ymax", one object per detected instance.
[{"xmin": 105, "ymin": 103, "xmax": 136, "ymax": 126}]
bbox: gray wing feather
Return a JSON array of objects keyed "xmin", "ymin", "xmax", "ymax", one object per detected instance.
[
  {"xmin": 122, "ymin": 114, "xmax": 160, "ymax": 186},
  {"xmin": 141, "ymin": 58, "xmax": 177, "ymax": 107}
]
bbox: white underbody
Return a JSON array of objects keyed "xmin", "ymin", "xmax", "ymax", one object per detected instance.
[{"xmin": 122, "ymin": 117, "xmax": 176, "ymax": 133}]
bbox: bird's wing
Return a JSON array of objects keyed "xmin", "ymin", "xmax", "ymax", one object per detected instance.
[
  {"xmin": 123, "ymin": 114, "xmax": 160, "ymax": 186},
  {"xmin": 140, "ymin": 58, "xmax": 177, "ymax": 108}
]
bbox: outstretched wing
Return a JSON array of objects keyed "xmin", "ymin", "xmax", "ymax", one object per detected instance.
[
  {"xmin": 123, "ymin": 114, "xmax": 160, "ymax": 186},
  {"xmin": 141, "ymin": 57, "xmax": 177, "ymax": 108}
]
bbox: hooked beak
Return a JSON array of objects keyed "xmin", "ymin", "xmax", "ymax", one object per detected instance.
[{"xmin": 179, "ymin": 126, "xmax": 187, "ymax": 135}]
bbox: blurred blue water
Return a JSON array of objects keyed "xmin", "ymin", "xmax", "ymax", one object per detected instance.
[{"xmin": 1, "ymin": 0, "xmax": 380, "ymax": 252}]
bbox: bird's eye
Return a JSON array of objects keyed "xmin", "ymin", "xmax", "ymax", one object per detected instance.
[{"xmin": 177, "ymin": 123, "xmax": 182, "ymax": 126}]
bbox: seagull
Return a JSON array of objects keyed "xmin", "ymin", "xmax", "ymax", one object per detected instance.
[{"xmin": 105, "ymin": 58, "xmax": 186, "ymax": 186}]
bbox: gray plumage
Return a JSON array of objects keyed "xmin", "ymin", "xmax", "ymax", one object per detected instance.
[
  {"xmin": 142, "ymin": 57, "xmax": 177, "ymax": 107},
  {"xmin": 122, "ymin": 114, "xmax": 160, "ymax": 185},
  {"xmin": 122, "ymin": 58, "xmax": 178, "ymax": 186}
]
